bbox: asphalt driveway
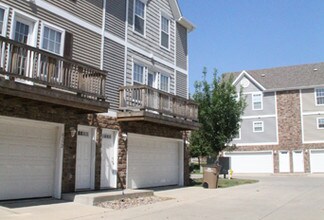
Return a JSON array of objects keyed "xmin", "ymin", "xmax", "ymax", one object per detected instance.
[{"xmin": 1, "ymin": 175, "xmax": 324, "ymax": 220}]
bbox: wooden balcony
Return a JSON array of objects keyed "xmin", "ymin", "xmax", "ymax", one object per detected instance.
[
  {"xmin": 0, "ymin": 36, "xmax": 109, "ymax": 113},
  {"xmin": 117, "ymin": 85, "xmax": 199, "ymax": 130}
]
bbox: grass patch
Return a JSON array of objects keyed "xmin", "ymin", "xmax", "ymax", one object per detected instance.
[{"xmin": 191, "ymin": 178, "xmax": 258, "ymax": 188}]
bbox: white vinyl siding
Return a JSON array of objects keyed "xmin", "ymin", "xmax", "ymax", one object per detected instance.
[
  {"xmin": 133, "ymin": 63, "xmax": 144, "ymax": 84},
  {"xmin": 317, "ymin": 118, "xmax": 324, "ymax": 129},
  {"xmin": 134, "ymin": 0, "xmax": 145, "ymax": 35},
  {"xmin": 253, "ymin": 121, "xmax": 264, "ymax": 133},
  {"xmin": 160, "ymin": 15, "xmax": 169, "ymax": 49},
  {"xmin": 315, "ymin": 88, "xmax": 324, "ymax": 105},
  {"xmin": 252, "ymin": 93, "xmax": 263, "ymax": 110},
  {"xmin": 160, "ymin": 74, "xmax": 169, "ymax": 92}
]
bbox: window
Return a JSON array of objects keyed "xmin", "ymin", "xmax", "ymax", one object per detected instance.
[
  {"xmin": 133, "ymin": 63, "xmax": 144, "ymax": 84},
  {"xmin": 252, "ymin": 93, "xmax": 263, "ymax": 110},
  {"xmin": 0, "ymin": 8, "xmax": 4, "ymax": 35},
  {"xmin": 234, "ymin": 127, "xmax": 241, "ymax": 140},
  {"xmin": 253, "ymin": 121, "xmax": 264, "ymax": 133},
  {"xmin": 147, "ymin": 72, "xmax": 156, "ymax": 88},
  {"xmin": 41, "ymin": 26, "xmax": 63, "ymax": 55},
  {"xmin": 317, "ymin": 118, "xmax": 324, "ymax": 129},
  {"xmin": 134, "ymin": 0, "xmax": 145, "ymax": 35},
  {"xmin": 160, "ymin": 74, "xmax": 169, "ymax": 92},
  {"xmin": 160, "ymin": 15, "xmax": 169, "ymax": 49},
  {"xmin": 315, "ymin": 88, "xmax": 324, "ymax": 105}
]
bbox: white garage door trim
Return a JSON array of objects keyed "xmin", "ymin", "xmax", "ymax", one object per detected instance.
[
  {"xmin": 224, "ymin": 151, "xmax": 274, "ymax": 173},
  {"xmin": 310, "ymin": 149, "xmax": 324, "ymax": 173},
  {"xmin": 126, "ymin": 133, "xmax": 184, "ymax": 189},
  {"xmin": 0, "ymin": 116, "xmax": 64, "ymax": 200}
]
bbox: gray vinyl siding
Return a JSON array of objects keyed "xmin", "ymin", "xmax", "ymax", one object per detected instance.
[
  {"xmin": 176, "ymin": 71, "xmax": 188, "ymax": 98},
  {"xmin": 301, "ymin": 88, "xmax": 324, "ymax": 112},
  {"xmin": 236, "ymin": 76, "xmax": 262, "ymax": 93},
  {"xmin": 126, "ymin": 49, "xmax": 175, "ymax": 95},
  {"xmin": 303, "ymin": 115, "xmax": 324, "ymax": 142},
  {"xmin": 176, "ymin": 23, "xmax": 187, "ymax": 70},
  {"xmin": 127, "ymin": 0, "xmax": 175, "ymax": 64},
  {"xmin": 243, "ymin": 92, "xmax": 276, "ymax": 116},
  {"xmin": 103, "ymin": 38, "xmax": 125, "ymax": 109},
  {"xmin": 4, "ymin": 1, "xmax": 101, "ymax": 68},
  {"xmin": 106, "ymin": 0, "xmax": 126, "ymax": 39},
  {"xmin": 231, "ymin": 117, "xmax": 278, "ymax": 145},
  {"xmin": 44, "ymin": 0, "xmax": 103, "ymax": 27}
]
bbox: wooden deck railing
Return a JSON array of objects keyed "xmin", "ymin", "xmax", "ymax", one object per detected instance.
[
  {"xmin": 119, "ymin": 85, "xmax": 198, "ymax": 121},
  {"xmin": 0, "ymin": 36, "xmax": 107, "ymax": 100}
]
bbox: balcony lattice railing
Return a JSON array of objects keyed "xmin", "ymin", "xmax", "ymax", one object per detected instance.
[
  {"xmin": 0, "ymin": 35, "xmax": 107, "ymax": 100},
  {"xmin": 119, "ymin": 85, "xmax": 198, "ymax": 121}
]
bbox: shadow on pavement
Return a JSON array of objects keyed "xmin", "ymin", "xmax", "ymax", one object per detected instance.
[{"xmin": 0, "ymin": 198, "xmax": 69, "ymax": 209}]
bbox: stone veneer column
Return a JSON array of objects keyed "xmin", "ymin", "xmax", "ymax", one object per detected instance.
[{"xmin": 276, "ymin": 90, "xmax": 303, "ymax": 172}]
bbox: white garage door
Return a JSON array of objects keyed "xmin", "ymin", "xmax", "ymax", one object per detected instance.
[
  {"xmin": 225, "ymin": 151, "xmax": 274, "ymax": 173},
  {"xmin": 0, "ymin": 117, "xmax": 61, "ymax": 200},
  {"xmin": 127, "ymin": 133, "xmax": 183, "ymax": 189},
  {"xmin": 310, "ymin": 149, "xmax": 324, "ymax": 173}
]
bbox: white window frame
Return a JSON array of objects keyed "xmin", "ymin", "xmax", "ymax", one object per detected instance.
[
  {"xmin": 133, "ymin": 0, "xmax": 147, "ymax": 36},
  {"xmin": 0, "ymin": 3, "xmax": 9, "ymax": 37},
  {"xmin": 315, "ymin": 88, "xmax": 324, "ymax": 106},
  {"xmin": 317, "ymin": 118, "xmax": 324, "ymax": 129},
  {"xmin": 10, "ymin": 10, "xmax": 39, "ymax": 47},
  {"xmin": 160, "ymin": 12, "xmax": 170, "ymax": 50},
  {"xmin": 40, "ymin": 21, "xmax": 65, "ymax": 56},
  {"xmin": 132, "ymin": 62, "xmax": 145, "ymax": 84},
  {"xmin": 159, "ymin": 73, "xmax": 170, "ymax": 93},
  {"xmin": 253, "ymin": 121, "xmax": 264, "ymax": 133},
  {"xmin": 252, "ymin": 92, "xmax": 263, "ymax": 110},
  {"xmin": 147, "ymin": 71, "xmax": 157, "ymax": 89}
]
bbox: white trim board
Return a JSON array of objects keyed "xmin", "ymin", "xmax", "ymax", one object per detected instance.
[
  {"xmin": 241, "ymin": 114, "xmax": 276, "ymax": 119},
  {"xmin": 232, "ymin": 70, "xmax": 266, "ymax": 91}
]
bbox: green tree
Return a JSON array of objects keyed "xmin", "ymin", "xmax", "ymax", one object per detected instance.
[
  {"xmin": 188, "ymin": 130, "xmax": 211, "ymax": 167},
  {"xmin": 190, "ymin": 67, "xmax": 246, "ymax": 158}
]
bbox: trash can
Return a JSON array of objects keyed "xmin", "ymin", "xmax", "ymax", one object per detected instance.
[{"xmin": 202, "ymin": 164, "xmax": 221, "ymax": 189}]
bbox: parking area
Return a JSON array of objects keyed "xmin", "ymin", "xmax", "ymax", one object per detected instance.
[{"xmin": 1, "ymin": 175, "xmax": 324, "ymax": 220}]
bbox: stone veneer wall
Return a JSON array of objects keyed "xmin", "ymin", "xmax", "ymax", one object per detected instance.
[{"xmin": 235, "ymin": 90, "xmax": 324, "ymax": 173}]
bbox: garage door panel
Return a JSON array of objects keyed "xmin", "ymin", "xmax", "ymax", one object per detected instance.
[
  {"xmin": 310, "ymin": 150, "xmax": 324, "ymax": 173},
  {"xmin": 127, "ymin": 134, "xmax": 181, "ymax": 189},
  {"xmin": 225, "ymin": 151, "xmax": 273, "ymax": 173},
  {"xmin": 0, "ymin": 119, "xmax": 59, "ymax": 200}
]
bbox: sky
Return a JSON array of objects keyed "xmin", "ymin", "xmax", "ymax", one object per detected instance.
[{"xmin": 178, "ymin": 0, "xmax": 324, "ymax": 94}]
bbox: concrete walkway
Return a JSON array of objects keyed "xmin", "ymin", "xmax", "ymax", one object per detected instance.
[{"xmin": 1, "ymin": 175, "xmax": 324, "ymax": 220}]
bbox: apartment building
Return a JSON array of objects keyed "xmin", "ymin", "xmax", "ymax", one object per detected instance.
[
  {"xmin": 225, "ymin": 63, "xmax": 324, "ymax": 174},
  {"xmin": 0, "ymin": 0, "xmax": 197, "ymax": 201}
]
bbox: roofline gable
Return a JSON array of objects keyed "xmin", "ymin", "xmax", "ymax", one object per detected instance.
[
  {"xmin": 168, "ymin": 0, "xmax": 195, "ymax": 32},
  {"xmin": 232, "ymin": 70, "xmax": 266, "ymax": 91}
]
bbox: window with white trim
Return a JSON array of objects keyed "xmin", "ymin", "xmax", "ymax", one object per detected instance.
[
  {"xmin": 133, "ymin": 63, "xmax": 144, "ymax": 84},
  {"xmin": 315, "ymin": 88, "xmax": 324, "ymax": 105},
  {"xmin": 41, "ymin": 25, "xmax": 64, "ymax": 55},
  {"xmin": 0, "ymin": 8, "xmax": 5, "ymax": 35},
  {"xmin": 160, "ymin": 15, "xmax": 169, "ymax": 49},
  {"xmin": 160, "ymin": 74, "xmax": 169, "ymax": 92},
  {"xmin": 134, "ymin": 0, "xmax": 145, "ymax": 35},
  {"xmin": 253, "ymin": 121, "xmax": 264, "ymax": 132},
  {"xmin": 252, "ymin": 93, "xmax": 263, "ymax": 110},
  {"xmin": 317, "ymin": 118, "xmax": 324, "ymax": 129}
]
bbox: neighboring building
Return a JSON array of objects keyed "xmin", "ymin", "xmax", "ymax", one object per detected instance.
[
  {"xmin": 0, "ymin": 0, "xmax": 198, "ymax": 201},
  {"xmin": 224, "ymin": 62, "xmax": 324, "ymax": 174}
]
